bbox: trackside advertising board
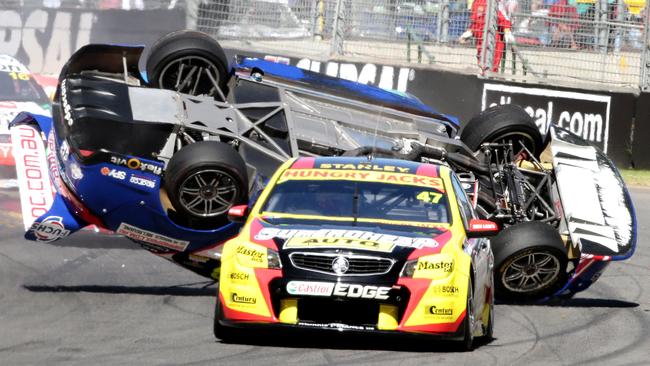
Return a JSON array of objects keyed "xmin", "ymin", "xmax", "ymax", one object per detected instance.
[{"xmin": 482, "ymin": 83, "xmax": 612, "ymax": 153}]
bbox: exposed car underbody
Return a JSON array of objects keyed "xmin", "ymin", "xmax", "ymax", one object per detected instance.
[{"xmin": 10, "ymin": 32, "xmax": 636, "ymax": 302}]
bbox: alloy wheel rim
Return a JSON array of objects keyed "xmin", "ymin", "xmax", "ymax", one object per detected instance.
[
  {"xmin": 178, "ymin": 169, "xmax": 238, "ymax": 217},
  {"xmin": 158, "ymin": 55, "xmax": 221, "ymax": 97},
  {"xmin": 502, "ymin": 251, "xmax": 561, "ymax": 292}
]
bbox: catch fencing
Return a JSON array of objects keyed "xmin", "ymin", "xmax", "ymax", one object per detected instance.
[{"xmin": 196, "ymin": 0, "xmax": 650, "ymax": 90}]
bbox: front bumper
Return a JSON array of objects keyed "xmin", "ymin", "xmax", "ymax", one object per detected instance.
[
  {"xmin": 216, "ymin": 313, "xmax": 466, "ymax": 341},
  {"xmin": 218, "ymin": 266, "xmax": 470, "ymax": 337}
]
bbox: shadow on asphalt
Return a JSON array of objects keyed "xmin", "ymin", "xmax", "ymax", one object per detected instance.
[
  {"xmin": 217, "ymin": 328, "xmax": 496, "ymax": 353},
  {"xmin": 542, "ymin": 297, "xmax": 639, "ymax": 308},
  {"xmin": 498, "ymin": 298, "xmax": 639, "ymax": 308},
  {"xmin": 23, "ymin": 283, "xmax": 216, "ymax": 297},
  {"xmin": 224, "ymin": 332, "xmax": 491, "ymax": 353}
]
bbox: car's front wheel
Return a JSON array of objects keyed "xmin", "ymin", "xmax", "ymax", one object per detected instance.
[
  {"xmin": 492, "ymin": 222, "xmax": 568, "ymax": 301},
  {"xmin": 213, "ymin": 294, "xmax": 237, "ymax": 342},
  {"xmin": 164, "ymin": 141, "xmax": 248, "ymax": 229}
]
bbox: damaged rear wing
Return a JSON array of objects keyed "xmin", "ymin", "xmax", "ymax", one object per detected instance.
[{"xmin": 549, "ymin": 125, "xmax": 636, "ymax": 261}]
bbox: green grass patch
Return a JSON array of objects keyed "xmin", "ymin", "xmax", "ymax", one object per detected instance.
[{"xmin": 620, "ymin": 169, "xmax": 650, "ymax": 187}]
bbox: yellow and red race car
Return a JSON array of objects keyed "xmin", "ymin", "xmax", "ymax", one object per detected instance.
[{"xmin": 216, "ymin": 156, "xmax": 499, "ymax": 350}]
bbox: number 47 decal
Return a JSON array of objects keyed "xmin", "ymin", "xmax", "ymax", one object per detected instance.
[{"xmin": 416, "ymin": 191, "xmax": 443, "ymax": 204}]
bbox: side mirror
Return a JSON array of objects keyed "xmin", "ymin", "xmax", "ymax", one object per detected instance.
[
  {"xmin": 467, "ymin": 219, "xmax": 499, "ymax": 238},
  {"xmin": 228, "ymin": 205, "xmax": 249, "ymax": 224}
]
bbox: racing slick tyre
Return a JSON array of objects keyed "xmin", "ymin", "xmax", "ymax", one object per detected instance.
[
  {"xmin": 164, "ymin": 141, "xmax": 248, "ymax": 229},
  {"xmin": 492, "ymin": 222, "xmax": 568, "ymax": 301},
  {"xmin": 478, "ymin": 272, "xmax": 494, "ymax": 344},
  {"xmin": 146, "ymin": 30, "xmax": 229, "ymax": 99},
  {"xmin": 460, "ymin": 104, "xmax": 544, "ymax": 159},
  {"xmin": 461, "ymin": 277, "xmax": 475, "ymax": 351},
  {"xmin": 213, "ymin": 295, "xmax": 238, "ymax": 342}
]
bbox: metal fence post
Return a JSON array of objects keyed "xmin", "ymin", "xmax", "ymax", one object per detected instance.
[
  {"xmin": 480, "ymin": 0, "xmax": 497, "ymax": 72},
  {"xmin": 439, "ymin": 0, "xmax": 450, "ymax": 43},
  {"xmin": 614, "ymin": 0, "xmax": 624, "ymax": 53},
  {"xmin": 311, "ymin": 0, "xmax": 321, "ymax": 40},
  {"xmin": 596, "ymin": 0, "xmax": 608, "ymax": 53},
  {"xmin": 640, "ymin": 7, "xmax": 650, "ymax": 91},
  {"xmin": 330, "ymin": 0, "xmax": 344, "ymax": 56}
]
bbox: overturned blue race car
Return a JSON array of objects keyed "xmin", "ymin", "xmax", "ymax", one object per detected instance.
[{"xmin": 10, "ymin": 30, "xmax": 636, "ymax": 302}]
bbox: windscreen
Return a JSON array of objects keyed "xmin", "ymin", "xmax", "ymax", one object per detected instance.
[
  {"xmin": 261, "ymin": 170, "xmax": 450, "ymax": 233},
  {"xmin": 0, "ymin": 71, "xmax": 47, "ymax": 102}
]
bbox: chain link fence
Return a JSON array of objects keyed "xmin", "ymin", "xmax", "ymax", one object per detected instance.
[
  {"xmin": 496, "ymin": 0, "xmax": 645, "ymax": 86},
  {"xmin": 196, "ymin": 0, "xmax": 650, "ymax": 89}
]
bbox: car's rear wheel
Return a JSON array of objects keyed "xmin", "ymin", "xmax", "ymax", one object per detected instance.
[
  {"xmin": 460, "ymin": 277, "xmax": 475, "ymax": 351},
  {"xmin": 460, "ymin": 104, "xmax": 544, "ymax": 159},
  {"xmin": 164, "ymin": 141, "xmax": 248, "ymax": 229},
  {"xmin": 492, "ymin": 222, "xmax": 568, "ymax": 301},
  {"xmin": 146, "ymin": 30, "xmax": 229, "ymax": 99}
]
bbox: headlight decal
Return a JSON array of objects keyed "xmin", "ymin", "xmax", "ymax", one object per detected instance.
[
  {"xmin": 247, "ymin": 219, "xmax": 280, "ymax": 251},
  {"xmin": 407, "ymin": 230, "xmax": 452, "ymax": 260}
]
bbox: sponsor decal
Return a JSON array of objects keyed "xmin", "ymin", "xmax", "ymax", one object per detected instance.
[
  {"xmin": 59, "ymin": 140, "xmax": 69, "ymax": 161},
  {"xmin": 0, "ymin": 143, "xmax": 11, "ymax": 160},
  {"xmin": 129, "ymin": 174, "xmax": 155, "ymax": 189},
  {"xmin": 317, "ymin": 162, "xmax": 411, "ymax": 173},
  {"xmin": 231, "ymin": 292, "xmax": 256, "ymax": 304},
  {"xmin": 116, "ymin": 223, "xmax": 189, "ymax": 252},
  {"xmin": 110, "ymin": 155, "xmax": 162, "ymax": 176},
  {"xmin": 278, "ymin": 169, "xmax": 444, "ymax": 191},
  {"xmin": 293, "ymin": 57, "xmax": 413, "ymax": 93},
  {"xmin": 46, "ymin": 130, "xmax": 60, "ymax": 187},
  {"xmin": 286, "ymin": 281, "xmax": 391, "ymax": 300},
  {"xmin": 431, "ymin": 285, "xmax": 460, "ymax": 296},
  {"xmin": 427, "ymin": 305, "xmax": 453, "ymax": 316},
  {"xmin": 286, "ymin": 281, "xmax": 334, "ymax": 296},
  {"xmin": 297, "ymin": 321, "xmax": 374, "ymax": 331},
  {"xmin": 264, "ymin": 55, "xmax": 290, "ymax": 65},
  {"xmin": 69, "ymin": 162, "xmax": 83, "ymax": 180},
  {"xmin": 139, "ymin": 242, "xmax": 175, "ymax": 254},
  {"xmin": 11, "ymin": 125, "xmax": 54, "ymax": 230},
  {"xmin": 0, "ymin": 62, "xmax": 29, "ymax": 74},
  {"xmin": 236, "ymin": 245, "xmax": 265, "ymax": 263},
  {"xmin": 256, "ymin": 228, "xmax": 438, "ymax": 250},
  {"xmin": 29, "ymin": 216, "xmax": 70, "ymax": 242},
  {"xmin": 415, "ymin": 191, "xmax": 444, "ymax": 204},
  {"xmin": 482, "ymin": 83, "xmax": 611, "ymax": 152},
  {"xmin": 188, "ymin": 254, "xmax": 210, "ymax": 263},
  {"xmin": 60, "ymin": 79, "xmax": 74, "ymax": 126},
  {"xmin": 0, "ymin": 178, "xmax": 18, "ymax": 189},
  {"xmin": 100, "ymin": 167, "xmax": 126, "ymax": 180},
  {"xmin": 229, "ymin": 272, "xmax": 250, "ymax": 281},
  {"xmin": 332, "ymin": 283, "xmax": 391, "ymax": 300},
  {"xmin": 417, "ymin": 260, "xmax": 454, "ymax": 272},
  {"xmin": 286, "ymin": 237, "xmax": 396, "ymax": 252}
]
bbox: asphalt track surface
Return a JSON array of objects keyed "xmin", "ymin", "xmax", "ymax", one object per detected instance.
[{"xmin": 1, "ymin": 180, "xmax": 649, "ymax": 365}]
